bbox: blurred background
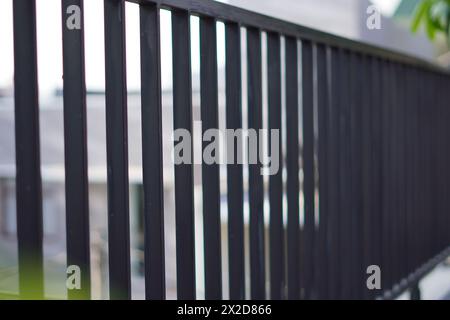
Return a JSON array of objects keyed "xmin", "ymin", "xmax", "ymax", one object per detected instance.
[{"xmin": 0, "ymin": 0, "xmax": 449, "ymax": 299}]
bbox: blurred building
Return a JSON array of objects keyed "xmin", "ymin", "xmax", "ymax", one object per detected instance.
[
  {"xmin": 0, "ymin": 86, "xmax": 222, "ymax": 299},
  {"xmin": 225, "ymin": 0, "xmax": 436, "ymax": 60}
]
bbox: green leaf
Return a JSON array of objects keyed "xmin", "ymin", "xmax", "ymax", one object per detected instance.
[
  {"xmin": 412, "ymin": 0, "xmax": 431, "ymax": 33},
  {"xmin": 446, "ymin": 7, "xmax": 450, "ymax": 45},
  {"xmin": 430, "ymin": 1, "xmax": 448, "ymax": 31},
  {"xmin": 426, "ymin": 15, "xmax": 437, "ymax": 39}
]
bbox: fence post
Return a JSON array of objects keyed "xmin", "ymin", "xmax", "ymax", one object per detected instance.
[
  {"xmin": 409, "ymin": 283, "xmax": 421, "ymax": 300},
  {"xmin": 13, "ymin": 0, "xmax": 44, "ymax": 300}
]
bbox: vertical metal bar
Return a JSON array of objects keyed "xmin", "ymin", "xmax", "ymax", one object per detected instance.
[
  {"xmin": 391, "ymin": 63, "xmax": 399, "ymax": 286},
  {"xmin": 328, "ymin": 47, "xmax": 341, "ymax": 300},
  {"xmin": 444, "ymin": 74, "xmax": 447, "ymax": 250},
  {"xmin": 267, "ymin": 31, "xmax": 284, "ymax": 300},
  {"xmin": 338, "ymin": 50, "xmax": 352, "ymax": 299},
  {"xmin": 431, "ymin": 71, "xmax": 436, "ymax": 255},
  {"xmin": 425, "ymin": 71, "xmax": 435, "ymax": 263},
  {"xmin": 436, "ymin": 73, "xmax": 443, "ymax": 253},
  {"xmin": 405, "ymin": 66, "xmax": 415, "ymax": 276},
  {"xmin": 316, "ymin": 44, "xmax": 329, "ymax": 300},
  {"xmin": 172, "ymin": 9, "xmax": 196, "ymax": 299},
  {"xmin": 445, "ymin": 75, "xmax": 449, "ymax": 249},
  {"xmin": 285, "ymin": 36, "xmax": 300, "ymax": 300},
  {"xmin": 62, "ymin": 0, "xmax": 90, "ymax": 300},
  {"xmin": 390, "ymin": 63, "xmax": 400, "ymax": 285},
  {"xmin": 444, "ymin": 75, "xmax": 448, "ymax": 249},
  {"xmin": 410, "ymin": 283, "xmax": 421, "ymax": 300},
  {"xmin": 415, "ymin": 69, "xmax": 423, "ymax": 268},
  {"xmin": 397, "ymin": 64, "xmax": 408, "ymax": 281},
  {"xmin": 301, "ymin": 40, "xmax": 315, "ymax": 299},
  {"xmin": 370, "ymin": 57, "xmax": 383, "ymax": 299},
  {"xmin": 225, "ymin": 22, "xmax": 245, "ymax": 300},
  {"xmin": 346, "ymin": 52, "xmax": 356, "ymax": 298},
  {"xmin": 412, "ymin": 68, "xmax": 421, "ymax": 271},
  {"xmin": 443, "ymin": 73, "xmax": 447, "ymax": 249},
  {"xmin": 13, "ymin": 0, "xmax": 44, "ymax": 300},
  {"xmin": 422, "ymin": 71, "xmax": 429, "ymax": 263},
  {"xmin": 441, "ymin": 73, "xmax": 446, "ymax": 252},
  {"xmin": 445, "ymin": 76, "xmax": 450, "ymax": 250},
  {"xmin": 437, "ymin": 74, "xmax": 447, "ymax": 252},
  {"xmin": 388, "ymin": 62, "xmax": 396, "ymax": 287},
  {"xmin": 139, "ymin": 3, "xmax": 165, "ymax": 300},
  {"xmin": 361, "ymin": 55, "xmax": 373, "ymax": 300},
  {"xmin": 247, "ymin": 27, "xmax": 265, "ymax": 300},
  {"xmin": 380, "ymin": 59, "xmax": 392, "ymax": 291},
  {"xmin": 447, "ymin": 75, "xmax": 450, "ymax": 249},
  {"xmin": 432, "ymin": 72, "xmax": 438, "ymax": 254},
  {"xmin": 349, "ymin": 52, "xmax": 363, "ymax": 299},
  {"xmin": 418, "ymin": 70, "xmax": 427, "ymax": 267},
  {"xmin": 437, "ymin": 73, "xmax": 442, "ymax": 252},
  {"xmin": 104, "ymin": 0, "xmax": 131, "ymax": 300},
  {"xmin": 445, "ymin": 76, "xmax": 450, "ymax": 249},
  {"xmin": 200, "ymin": 16, "xmax": 222, "ymax": 300}
]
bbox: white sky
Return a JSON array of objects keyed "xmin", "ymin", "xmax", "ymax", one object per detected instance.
[
  {"xmin": 0, "ymin": 1, "xmax": 165, "ymax": 97},
  {"xmin": 371, "ymin": 0, "xmax": 402, "ymax": 16},
  {"xmin": 0, "ymin": 0, "xmax": 401, "ymax": 99}
]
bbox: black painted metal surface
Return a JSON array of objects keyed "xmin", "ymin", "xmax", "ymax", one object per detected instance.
[
  {"xmin": 9, "ymin": 0, "xmax": 450, "ymax": 301},
  {"xmin": 13, "ymin": 0, "xmax": 44, "ymax": 300},
  {"xmin": 104, "ymin": 0, "xmax": 131, "ymax": 300},
  {"xmin": 139, "ymin": 3, "xmax": 166, "ymax": 300},
  {"xmin": 172, "ymin": 8, "xmax": 197, "ymax": 300},
  {"xmin": 62, "ymin": 0, "xmax": 91, "ymax": 300}
]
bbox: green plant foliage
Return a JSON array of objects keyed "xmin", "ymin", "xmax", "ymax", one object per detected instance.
[{"xmin": 412, "ymin": 0, "xmax": 450, "ymax": 44}]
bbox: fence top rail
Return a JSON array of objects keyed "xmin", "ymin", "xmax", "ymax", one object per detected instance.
[{"xmin": 129, "ymin": 0, "xmax": 449, "ymax": 75}]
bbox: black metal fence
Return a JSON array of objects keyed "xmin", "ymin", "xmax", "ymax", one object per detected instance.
[{"xmin": 10, "ymin": 0, "xmax": 450, "ymax": 300}]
